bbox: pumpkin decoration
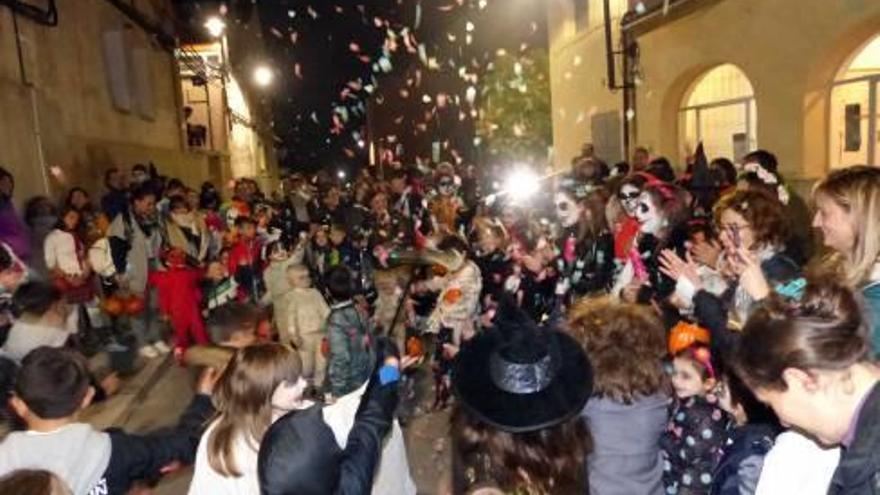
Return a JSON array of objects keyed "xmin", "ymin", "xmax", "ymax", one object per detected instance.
[
  {"xmin": 124, "ymin": 295, "xmax": 146, "ymax": 316},
  {"xmin": 442, "ymin": 287, "xmax": 462, "ymax": 305},
  {"xmin": 405, "ymin": 335, "xmax": 424, "ymax": 357},
  {"xmin": 102, "ymin": 296, "xmax": 124, "ymax": 317},
  {"xmin": 668, "ymin": 321, "xmax": 711, "ymax": 355}
]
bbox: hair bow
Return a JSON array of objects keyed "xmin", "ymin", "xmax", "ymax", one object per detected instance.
[{"xmin": 775, "ymin": 277, "xmax": 806, "ymax": 301}]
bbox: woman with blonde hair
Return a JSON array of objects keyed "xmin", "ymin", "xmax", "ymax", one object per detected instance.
[
  {"xmin": 189, "ymin": 343, "xmax": 308, "ymax": 494},
  {"xmin": 812, "ymin": 165, "xmax": 880, "ymax": 352},
  {"xmin": 568, "ymin": 297, "xmax": 669, "ymax": 495}
]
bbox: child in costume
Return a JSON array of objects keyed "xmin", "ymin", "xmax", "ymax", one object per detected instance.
[
  {"xmin": 285, "ymin": 264, "xmax": 330, "ymax": 390},
  {"xmin": 415, "ymin": 236, "xmax": 482, "ymax": 409},
  {"xmin": 553, "ymin": 176, "xmax": 615, "ymax": 307},
  {"xmin": 661, "ymin": 345, "xmax": 730, "ymax": 495},
  {"xmin": 227, "ymin": 216, "xmax": 264, "ymax": 303},
  {"xmin": 613, "ymin": 178, "xmax": 689, "ymax": 308},
  {"xmin": 428, "ymin": 163, "xmax": 468, "ymax": 236},
  {"xmin": 262, "ymin": 239, "xmax": 303, "ymax": 337},
  {"xmin": 148, "ymin": 248, "xmax": 209, "ymax": 358}
]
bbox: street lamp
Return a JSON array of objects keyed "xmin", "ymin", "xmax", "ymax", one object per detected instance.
[
  {"xmin": 204, "ymin": 17, "xmax": 226, "ymax": 38},
  {"xmin": 253, "ymin": 65, "xmax": 274, "ymax": 87}
]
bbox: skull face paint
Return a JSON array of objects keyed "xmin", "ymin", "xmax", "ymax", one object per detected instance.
[
  {"xmin": 619, "ymin": 184, "xmax": 641, "ymax": 217},
  {"xmin": 555, "ymin": 192, "xmax": 584, "ymax": 228},
  {"xmin": 634, "ymin": 191, "xmax": 664, "ymax": 235},
  {"xmin": 437, "ymin": 176, "xmax": 457, "ymax": 196}
]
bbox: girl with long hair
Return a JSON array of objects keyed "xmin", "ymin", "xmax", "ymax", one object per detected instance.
[
  {"xmin": 189, "ymin": 343, "xmax": 308, "ymax": 494},
  {"xmin": 811, "ymin": 165, "xmax": 880, "ymax": 352}
]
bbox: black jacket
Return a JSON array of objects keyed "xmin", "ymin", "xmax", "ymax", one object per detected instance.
[
  {"xmin": 104, "ymin": 394, "xmax": 213, "ymax": 494},
  {"xmin": 259, "ymin": 379, "xmax": 400, "ymax": 495},
  {"xmin": 828, "ymin": 383, "xmax": 880, "ymax": 495},
  {"xmin": 711, "ymin": 423, "xmax": 776, "ymax": 495}
]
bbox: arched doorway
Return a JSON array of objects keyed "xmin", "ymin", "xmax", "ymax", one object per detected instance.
[
  {"xmin": 830, "ymin": 34, "xmax": 880, "ymax": 168},
  {"xmin": 679, "ymin": 64, "xmax": 757, "ymax": 162}
]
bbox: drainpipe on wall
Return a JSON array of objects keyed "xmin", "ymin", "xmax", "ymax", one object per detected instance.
[
  {"xmin": 618, "ymin": 0, "xmax": 703, "ymax": 158},
  {"xmin": 11, "ymin": 8, "xmax": 51, "ymax": 196},
  {"xmin": 603, "ymin": 0, "xmax": 635, "ymax": 161}
]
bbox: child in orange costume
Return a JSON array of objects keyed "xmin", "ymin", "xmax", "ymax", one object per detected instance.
[{"xmin": 148, "ymin": 249, "xmax": 209, "ymax": 358}]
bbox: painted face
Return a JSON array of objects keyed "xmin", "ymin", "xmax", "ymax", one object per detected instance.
[
  {"xmin": 437, "ymin": 176, "xmax": 457, "ymax": 196},
  {"xmin": 271, "ymin": 377, "xmax": 308, "ymax": 414},
  {"xmin": 635, "ymin": 192, "xmax": 664, "ymax": 235},
  {"xmin": 555, "ymin": 192, "xmax": 583, "ymax": 228},
  {"xmin": 618, "ymin": 184, "xmax": 641, "ymax": 217}
]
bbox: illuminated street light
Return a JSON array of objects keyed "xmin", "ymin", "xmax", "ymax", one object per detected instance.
[
  {"xmin": 338, "ymin": 170, "xmax": 346, "ymax": 180},
  {"xmin": 204, "ymin": 17, "xmax": 226, "ymax": 38},
  {"xmin": 253, "ymin": 65, "xmax": 274, "ymax": 87}
]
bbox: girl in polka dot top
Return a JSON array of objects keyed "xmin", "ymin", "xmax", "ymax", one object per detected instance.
[{"xmin": 660, "ymin": 345, "xmax": 731, "ymax": 495}]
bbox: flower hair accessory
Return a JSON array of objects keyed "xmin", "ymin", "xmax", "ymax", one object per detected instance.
[
  {"xmin": 741, "ymin": 162, "xmax": 790, "ymax": 205},
  {"xmin": 687, "ymin": 346, "xmax": 715, "ymax": 379}
]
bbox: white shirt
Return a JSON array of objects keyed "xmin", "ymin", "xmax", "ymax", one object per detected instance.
[
  {"xmin": 323, "ymin": 382, "xmax": 417, "ymax": 495},
  {"xmin": 755, "ymin": 431, "xmax": 840, "ymax": 495},
  {"xmin": 44, "ymin": 229, "xmax": 84, "ymax": 276},
  {"xmin": 188, "ymin": 420, "xmax": 260, "ymax": 495}
]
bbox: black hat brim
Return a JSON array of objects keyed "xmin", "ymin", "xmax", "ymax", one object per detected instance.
[{"xmin": 452, "ymin": 329, "xmax": 593, "ymax": 434}]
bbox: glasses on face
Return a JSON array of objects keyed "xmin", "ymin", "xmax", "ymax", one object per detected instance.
[{"xmin": 618, "ymin": 191, "xmax": 640, "ymax": 201}]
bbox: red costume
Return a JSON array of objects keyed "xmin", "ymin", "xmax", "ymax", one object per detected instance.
[
  {"xmin": 227, "ymin": 237, "xmax": 263, "ymax": 301},
  {"xmin": 149, "ymin": 250, "xmax": 209, "ymax": 352},
  {"xmin": 614, "ymin": 216, "xmax": 641, "ymax": 262}
]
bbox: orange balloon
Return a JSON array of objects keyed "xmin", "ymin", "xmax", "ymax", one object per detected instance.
[
  {"xmin": 102, "ymin": 296, "xmax": 124, "ymax": 317},
  {"xmin": 406, "ymin": 336, "xmax": 424, "ymax": 357},
  {"xmin": 125, "ymin": 296, "xmax": 145, "ymax": 316},
  {"xmin": 442, "ymin": 288, "xmax": 462, "ymax": 305},
  {"xmin": 668, "ymin": 321, "xmax": 711, "ymax": 355}
]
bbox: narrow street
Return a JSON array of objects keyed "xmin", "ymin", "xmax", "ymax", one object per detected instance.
[{"xmin": 79, "ymin": 358, "xmax": 452, "ymax": 495}]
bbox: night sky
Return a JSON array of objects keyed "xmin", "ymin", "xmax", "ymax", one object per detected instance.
[{"xmin": 176, "ymin": 0, "xmax": 548, "ymax": 173}]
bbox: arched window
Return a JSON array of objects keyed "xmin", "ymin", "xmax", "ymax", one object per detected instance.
[
  {"xmin": 680, "ymin": 64, "xmax": 757, "ymax": 162},
  {"xmin": 830, "ymin": 34, "xmax": 880, "ymax": 168}
]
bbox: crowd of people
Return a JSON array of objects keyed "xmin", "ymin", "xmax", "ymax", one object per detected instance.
[{"xmin": 0, "ymin": 145, "xmax": 875, "ymax": 495}]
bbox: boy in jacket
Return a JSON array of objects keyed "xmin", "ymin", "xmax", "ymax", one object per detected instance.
[
  {"xmin": 325, "ymin": 266, "xmax": 374, "ymax": 403},
  {"xmin": 0, "ymin": 347, "xmax": 216, "ymax": 495}
]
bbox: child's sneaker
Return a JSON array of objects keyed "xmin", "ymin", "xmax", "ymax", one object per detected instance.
[
  {"xmin": 153, "ymin": 341, "xmax": 171, "ymax": 355},
  {"xmin": 139, "ymin": 345, "xmax": 159, "ymax": 359}
]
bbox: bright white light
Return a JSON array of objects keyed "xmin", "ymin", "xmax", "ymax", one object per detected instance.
[
  {"xmin": 253, "ymin": 66, "xmax": 274, "ymax": 87},
  {"xmin": 204, "ymin": 17, "xmax": 226, "ymax": 38},
  {"xmin": 503, "ymin": 169, "xmax": 540, "ymax": 201},
  {"xmin": 338, "ymin": 171, "xmax": 346, "ymax": 179},
  {"xmin": 357, "ymin": 140, "xmax": 366, "ymax": 149}
]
